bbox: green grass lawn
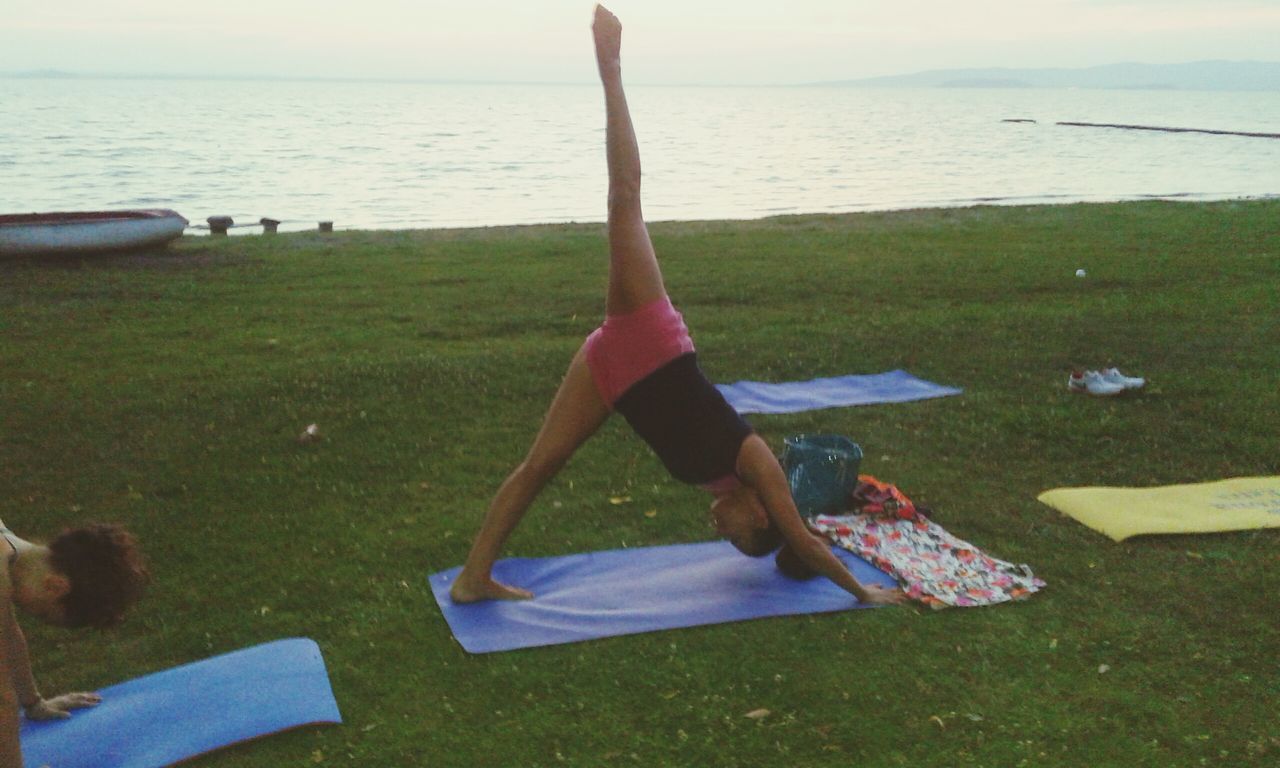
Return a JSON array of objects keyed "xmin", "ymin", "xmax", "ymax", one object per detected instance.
[{"xmin": 2, "ymin": 200, "xmax": 1277, "ymax": 767}]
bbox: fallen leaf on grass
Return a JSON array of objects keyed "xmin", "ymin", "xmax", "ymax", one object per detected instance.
[
  {"xmin": 744, "ymin": 709, "xmax": 771, "ymax": 720},
  {"xmin": 609, "ymin": 496, "xmax": 631, "ymax": 505},
  {"xmin": 929, "ymin": 715, "xmax": 946, "ymax": 729},
  {"xmin": 644, "ymin": 509, "xmax": 658, "ymax": 518}
]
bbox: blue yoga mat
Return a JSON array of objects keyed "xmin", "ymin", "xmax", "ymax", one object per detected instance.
[
  {"xmin": 717, "ymin": 369, "xmax": 962, "ymax": 414},
  {"xmin": 20, "ymin": 638, "xmax": 342, "ymax": 768},
  {"xmin": 431, "ymin": 540, "xmax": 896, "ymax": 654}
]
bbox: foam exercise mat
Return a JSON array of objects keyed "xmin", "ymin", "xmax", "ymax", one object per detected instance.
[
  {"xmin": 717, "ymin": 369, "xmax": 962, "ymax": 414},
  {"xmin": 431, "ymin": 540, "xmax": 897, "ymax": 653},
  {"xmin": 1038, "ymin": 476, "xmax": 1280, "ymax": 542},
  {"xmin": 19, "ymin": 637, "xmax": 342, "ymax": 768}
]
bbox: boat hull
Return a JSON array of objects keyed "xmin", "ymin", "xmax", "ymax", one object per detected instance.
[{"xmin": 0, "ymin": 209, "xmax": 188, "ymax": 256}]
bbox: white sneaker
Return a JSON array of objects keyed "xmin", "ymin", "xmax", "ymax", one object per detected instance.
[
  {"xmin": 1068, "ymin": 370, "xmax": 1124, "ymax": 397},
  {"xmin": 1100, "ymin": 367, "xmax": 1145, "ymax": 390}
]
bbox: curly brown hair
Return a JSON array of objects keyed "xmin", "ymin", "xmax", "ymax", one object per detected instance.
[{"xmin": 48, "ymin": 523, "xmax": 150, "ymax": 629}]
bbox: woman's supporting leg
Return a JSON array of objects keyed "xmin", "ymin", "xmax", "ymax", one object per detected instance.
[
  {"xmin": 594, "ymin": 5, "xmax": 668, "ymax": 316},
  {"xmin": 450, "ymin": 345, "xmax": 610, "ymax": 602},
  {"xmin": 450, "ymin": 7, "xmax": 654, "ymax": 604}
]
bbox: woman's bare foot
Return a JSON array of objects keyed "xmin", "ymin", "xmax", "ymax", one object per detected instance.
[
  {"xmin": 592, "ymin": 4, "xmax": 622, "ymax": 72},
  {"xmin": 449, "ymin": 575, "xmax": 533, "ymax": 604}
]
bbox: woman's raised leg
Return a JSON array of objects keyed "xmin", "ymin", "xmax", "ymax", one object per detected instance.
[
  {"xmin": 450, "ymin": 345, "xmax": 609, "ymax": 602},
  {"xmin": 594, "ymin": 5, "xmax": 667, "ymax": 316}
]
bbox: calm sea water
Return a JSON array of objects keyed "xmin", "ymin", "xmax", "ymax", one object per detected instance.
[{"xmin": 1, "ymin": 79, "xmax": 1277, "ymax": 233}]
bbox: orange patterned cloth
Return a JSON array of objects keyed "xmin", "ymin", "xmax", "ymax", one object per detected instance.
[{"xmin": 811, "ymin": 476, "xmax": 1046, "ymax": 609}]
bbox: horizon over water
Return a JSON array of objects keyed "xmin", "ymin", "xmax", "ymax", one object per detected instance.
[{"xmin": 2, "ymin": 79, "xmax": 1277, "ymax": 234}]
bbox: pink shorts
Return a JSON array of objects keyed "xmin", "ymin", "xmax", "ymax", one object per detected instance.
[
  {"xmin": 584, "ymin": 296, "xmax": 695, "ymax": 409},
  {"xmin": 584, "ymin": 297, "xmax": 743, "ymax": 496}
]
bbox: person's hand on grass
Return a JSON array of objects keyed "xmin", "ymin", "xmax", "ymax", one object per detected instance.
[
  {"xmin": 24, "ymin": 692, "xmax": 102, "ymax": 720},
  {"xmin": 450, "ymin": 577, "xmax": 533, "ymax": 604}
]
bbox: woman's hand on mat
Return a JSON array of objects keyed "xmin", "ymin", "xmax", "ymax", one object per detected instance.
[
  {"xmin": 450, "ymin": 577, "xmax": 533, "ymax": 604},
  {"xmin": 23, "ymin": 692, "xmax": 102, "ymax": 720},
  {"xmin": 857, "ymin": 585, "xmax": 909, "ymax": 606}
]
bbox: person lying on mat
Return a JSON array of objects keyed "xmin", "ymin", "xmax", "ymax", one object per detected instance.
[
  {"xmin": 450, "ymin": 5, "xmax": 905, "ymax": 608},
  {"xmin": 1, "ymin": 518, "xmax": 149, "ymax": 768}
]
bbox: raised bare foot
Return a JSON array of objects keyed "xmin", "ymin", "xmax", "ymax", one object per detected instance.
[
  {"xmin": 449, "ymin": 576, "xmax": 533, "ymax": 604},
  {"xmin": 592, "ymin": 4, "xmax": 622, "ymax": 71}
]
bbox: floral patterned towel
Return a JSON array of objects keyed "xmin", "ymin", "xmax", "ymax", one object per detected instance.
[{"xmin": 811, "ymin": 507, "xmax": 1047, "ymax": 609}]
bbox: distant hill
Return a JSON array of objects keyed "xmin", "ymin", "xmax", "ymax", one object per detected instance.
[
  {"xmin": 9, "ymin": 69, "xmax": 79, "ymax": 79},
  {"xmin": 819, "ymin": 61, "xmax": 1280, "ymax": 91}
]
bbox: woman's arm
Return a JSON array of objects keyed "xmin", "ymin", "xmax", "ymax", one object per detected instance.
[
  {"xmin": 1, "ymin": 580, "xmax": 102, "ymax": 728},
  {"xmin": 1, "ymin": 602, "xmax": 24, "ymax": 768},
  {"xmin": 3, "ymin": 610, "xmax": 41, "ymax": 712},
  {"xmin": 1, "ymin": 686, "xmax": 19, "ymax": 768},
  {"xmin": 735, "ymin": 435, "xmax": 906, "ymax": 605}
]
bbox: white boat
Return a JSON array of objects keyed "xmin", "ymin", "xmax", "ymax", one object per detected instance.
[{"xmin": 0, "ymin": 209, "xmax": 188, "ymax": 256}]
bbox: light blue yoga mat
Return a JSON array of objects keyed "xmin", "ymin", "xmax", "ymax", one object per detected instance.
[
  {"xmin": 717, "ymin": 369, "xmax": 962, "ymax": 414},
  {"xmin": 430, "ymin": 540, "xmax": 897, "ymax": 654},
  {"xmin": 20, "ymin": 638, "xmax": 342, "ymax": 768}
]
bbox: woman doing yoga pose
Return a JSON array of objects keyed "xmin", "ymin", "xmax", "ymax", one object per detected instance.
[{"xmin": 450, "ymin": 5, "xmax": 906, "ymax": 608}]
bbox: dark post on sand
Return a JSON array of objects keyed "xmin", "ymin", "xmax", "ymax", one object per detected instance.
[
  {"xmin": 260, "ymin": 218, "xmax": 281, "ymax": 235},
  {"xmin": 319, "ymin": 221, "xmax": 334, "ymax": 233},
  {"xmin": 207, "ymin": 216, "xmax": 233, "ymax": 236}
]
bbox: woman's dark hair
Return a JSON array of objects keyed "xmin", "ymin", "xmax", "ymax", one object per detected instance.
[
  {"xmin": 735, "ymin": 520, "xmax": 784, "ymax": 558},
  {"xmin": 48, "ymin": 523, "xmax": 150, "ymax": 629},
  {"xmin": 774, "ymin": 542, "xmax": 818, "ymax": 580}
]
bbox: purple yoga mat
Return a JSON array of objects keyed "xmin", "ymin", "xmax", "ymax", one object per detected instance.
[
  {"xmin": 717, "ymin": 369, "xmax": 962, "ymax": 414},
  {"xmin": 19, "ymin": 638, "xmax": 342, "ymax": 768},
  {"xmin": 430, "ymin": 540, "xmax": 896, "ymax": 653}
]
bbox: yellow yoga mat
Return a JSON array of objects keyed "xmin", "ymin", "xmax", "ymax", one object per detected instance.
[{"xmin": 1038, "ymin": 476, "xmax": 1280, "ymax": 542}]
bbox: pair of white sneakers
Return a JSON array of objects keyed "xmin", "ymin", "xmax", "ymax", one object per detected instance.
[{"xmin": 1068, "ymin": 368, "xmax": 1146, "ymax": 397}]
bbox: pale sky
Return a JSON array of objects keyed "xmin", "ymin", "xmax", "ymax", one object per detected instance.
[{"xmin": 2, "ymin": 0, "xmax": 1278, "ymax": 84}]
